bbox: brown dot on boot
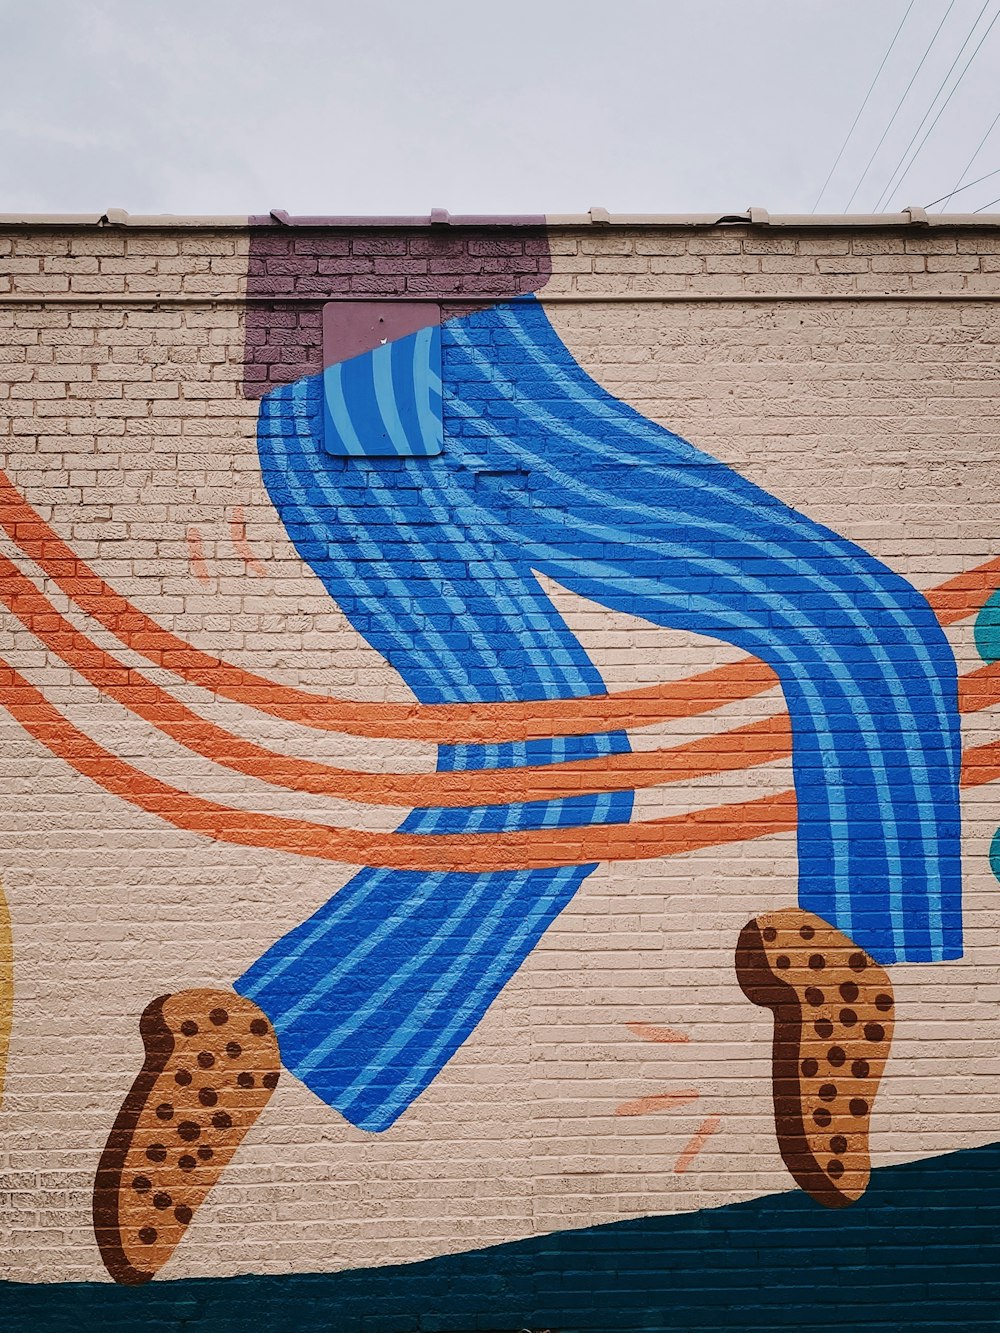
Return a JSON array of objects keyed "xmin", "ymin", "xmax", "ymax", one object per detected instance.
[
  {"xmin": 175, "ymin": 1205, "xmax": 193, "ymax": 1225},
  {"xmin": 212, "ymin": 1110, "xmax": 233, "ymax": 1131},
  {"xmin": 153, "ymin": 1192, "xmax": 171, "ymax": 1211},
  {"xmin": 197, "ymin": 1051, "xmax": 215, "ymax": 1070},
  {"xmin": 177, "ymin": 1120, "xmax": 200, "ymax": 1142},
  {"xmin": 850, "ymin": 1097, "xmax": 869, "ymax": 1117},
  {"xmin": 199, "ymin": 1087, "xmax": 219, "ymax": 1107},
  {"xmin": 839, "ymin": 981, "xmax": 859, "ymax": 1003},
  {"xmin": 139, "ymin": 1228, "xmax": 157, "ymax": 1245},
  {"xmin": 250, "ymin": 1018, "xmax": 269, "ymax": 1036},
  {"xmin": 146, "ymin": 1143, "xmax": 167, "ymax": 1163},
  {"xmin": 210, "ymin": 1007, "xmax": 229, "ymax": 1026},
  {"xmin": 849, "ymin": 952, "xmax": 867, "ymax": 973}
]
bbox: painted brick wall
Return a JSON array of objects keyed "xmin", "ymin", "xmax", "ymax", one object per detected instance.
[{"xmin": 1, "ymin": 219, "xmax": 999, "ymax": 1331}]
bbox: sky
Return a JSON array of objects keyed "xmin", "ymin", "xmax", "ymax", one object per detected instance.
[{"xmin": 2, "ymin": 0, "xmax": 999, "ymax": 218}]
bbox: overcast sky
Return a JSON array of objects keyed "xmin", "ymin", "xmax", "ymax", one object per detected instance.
[{"xmin": 2, "ymin": 0, "xmax": 999, "ymax": 217}]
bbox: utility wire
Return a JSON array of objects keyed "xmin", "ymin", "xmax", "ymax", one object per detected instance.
[
  {"xmin": 872, "ymin": 0, "xmax": 992, "ymax": 211},
  {"xmin": 876, "ymin": 2, "xmax": 1000, "ymax": 211},
  {"xmin": 843, "ymin": 0, "xmax": 956, "ymax": 211},
  {"xmin": 812, "ymin": 1, "xmax": 915, "ymax": 211},
  {"xmin": 937, "ymin": 108, "xmax": 1000, "ymax": 209},
  {"xmin": 926, "ymin": 162, "xmax": 1000, "ymax": 208},
  {"xmin": 974, "ymin": 192, "xmax": 1000, "ymax": 211}
]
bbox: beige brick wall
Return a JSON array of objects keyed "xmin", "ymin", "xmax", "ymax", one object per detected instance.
[{"xmin": 0, "ymin": 221, "xmax": 998, "ymax": 1288}]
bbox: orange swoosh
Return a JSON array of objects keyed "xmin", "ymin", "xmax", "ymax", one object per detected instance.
[
  {"xmin": 0, "ymin": 658, "xmax": 801, "ymax": 871},
  {"xmin": 0, "ymin": 551, "xmax": 792, "ymax": 806},
  {"xmin": 9, "ymin": 469, "xmax": 999, "ymax": 745}
]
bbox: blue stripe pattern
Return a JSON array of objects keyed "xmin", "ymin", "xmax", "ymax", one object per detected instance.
[
  {"xmin": 236, "ymin": 297, "xmax": 962, "ymax": 1132},
  {"xmin": 322, "ymin": 325, "xmax": 443, "ymax": 457}
]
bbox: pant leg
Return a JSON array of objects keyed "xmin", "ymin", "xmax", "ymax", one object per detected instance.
[
  {"xmin": 433, "ymin": 299, "xmax": 963, "ymax": 965},
  {"xmin": 236, "ymin": 376, "xmax": 632, "ymax": 1130}
]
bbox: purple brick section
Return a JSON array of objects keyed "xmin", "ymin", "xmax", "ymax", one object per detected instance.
[{"xmin": 242, "ymin": 217, "xmax": 551, "ymax": 398}]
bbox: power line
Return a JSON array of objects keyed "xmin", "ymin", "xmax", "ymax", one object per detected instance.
[
  {"xmin": 877, "ymin": 2, "xmax": 1000, "ymax": 211},
  {"xmin": 937, "ymin": 108, "xmax": 1000, "ymax": 209},
  {"xmin": 812, "ymin": 1, "xmax": 916, "ymax": 211},
  {"xmin": 974, "ymin": 192, "xmax": 1000, "ymax": 210},
  {"xmin": 925, "ymin": 161, "xmax": 1000, "ymax": 208},
  {"xmin": 872, "ymin": 0, "xmax": 993, "ymax": 211},
  {"xmin": 843, "ymin": 0, "xmax": 956, "ymax": 211}
]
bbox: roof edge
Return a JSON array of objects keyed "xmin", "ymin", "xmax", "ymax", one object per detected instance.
[{"xmin": 1, "ymin": 207, "xmax": 999, "ymax": 230}]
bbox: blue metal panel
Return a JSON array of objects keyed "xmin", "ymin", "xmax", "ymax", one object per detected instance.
[{"xmin": 322, "ymin": 324, "xmax": 443, "ymax": 457}]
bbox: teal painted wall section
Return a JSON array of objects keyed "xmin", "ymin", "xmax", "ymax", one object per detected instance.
[{"xmin": 4, "ymin": 1142, "xmax": 999, "ymax": 1333}]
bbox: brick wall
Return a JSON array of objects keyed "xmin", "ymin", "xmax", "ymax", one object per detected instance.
[{"xmin": 0, "ymin": 219, "xmax": 998, "ymax": 1330}]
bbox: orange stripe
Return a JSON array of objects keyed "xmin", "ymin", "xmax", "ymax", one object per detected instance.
[
  {"xmin": 615, "ymin": 1090, "xmax": 700, "ymax": 1117},
  {"xmin": 0, "ymin": 467, "xmax": 788, "ymax": 743},
  {"xmin": 0, "ymin": 647, "xmax": 996, "ymax": 874},
  {"xmin": 961, "ymin": 739, "xmax": 1000, "ymax": 789},
  {"xmin": 0, "ymin": 553, "xmax": 791, "ymax": 805},
  {"xmin": 8, "ymin": 542, "xmax": 1000, "ymax": 809},
  {"xmin": 5, "ymin": 469, "xmax": 999, "ymax": 744},
  {"xmin": 0, "ymin": 658, "xmax": 800, "ymax": 871},
  {"xmin": 925, "ymin": 556, "xmax": 1000, "ymax": 624},
  {"xmin": 958, "ymin": 661, "xmax": 1000, "ymax": 713}
]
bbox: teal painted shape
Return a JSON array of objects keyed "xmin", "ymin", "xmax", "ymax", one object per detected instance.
[
  {"xmin": 974, "ymin": 588, "xmax": 1000, "ymax": 663},
  {"xmin": 4, "ymin": 1143, "xmax": 1000, "ymax": 1332},
  {"xmin": 991, "ymin": 827, "xmax": 1000, "ymax": 884}
]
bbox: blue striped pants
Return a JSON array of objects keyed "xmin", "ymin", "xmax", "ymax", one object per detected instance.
[{"xmin": 235, "ymin": 299, "xmax": 962, "ymax": 1131}]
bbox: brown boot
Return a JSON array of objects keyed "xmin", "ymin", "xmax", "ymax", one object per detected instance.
[
  {"xmin": 93, "ymin": 988, "xmax": 281, "ymax": 1284},
  {"xmin": 736, "ymin": 907, "xmax": 894, "ymax": 1208}
]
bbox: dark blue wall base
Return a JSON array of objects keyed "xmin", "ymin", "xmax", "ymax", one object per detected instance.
[{"xmin": 4, "ymin": 1142, "xmax": 998, "ymax": 1333}]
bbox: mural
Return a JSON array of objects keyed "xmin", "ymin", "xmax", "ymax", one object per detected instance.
[{"xmin": 1, "ymin": 223, "xmax": 999, "ymax": 1309}]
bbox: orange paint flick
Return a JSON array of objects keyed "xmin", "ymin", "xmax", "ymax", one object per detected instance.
[
  {"xmin": 674, "ymin": 1115, "xmax": 722, "ymax": 1173},
  {"xmin": 614, "ymin": 1090, "xmax": 700, "ymax": 1117},
  {"xmin": 625, "ymin": 1022, "xmax": 690, "ymax": 1044}
]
